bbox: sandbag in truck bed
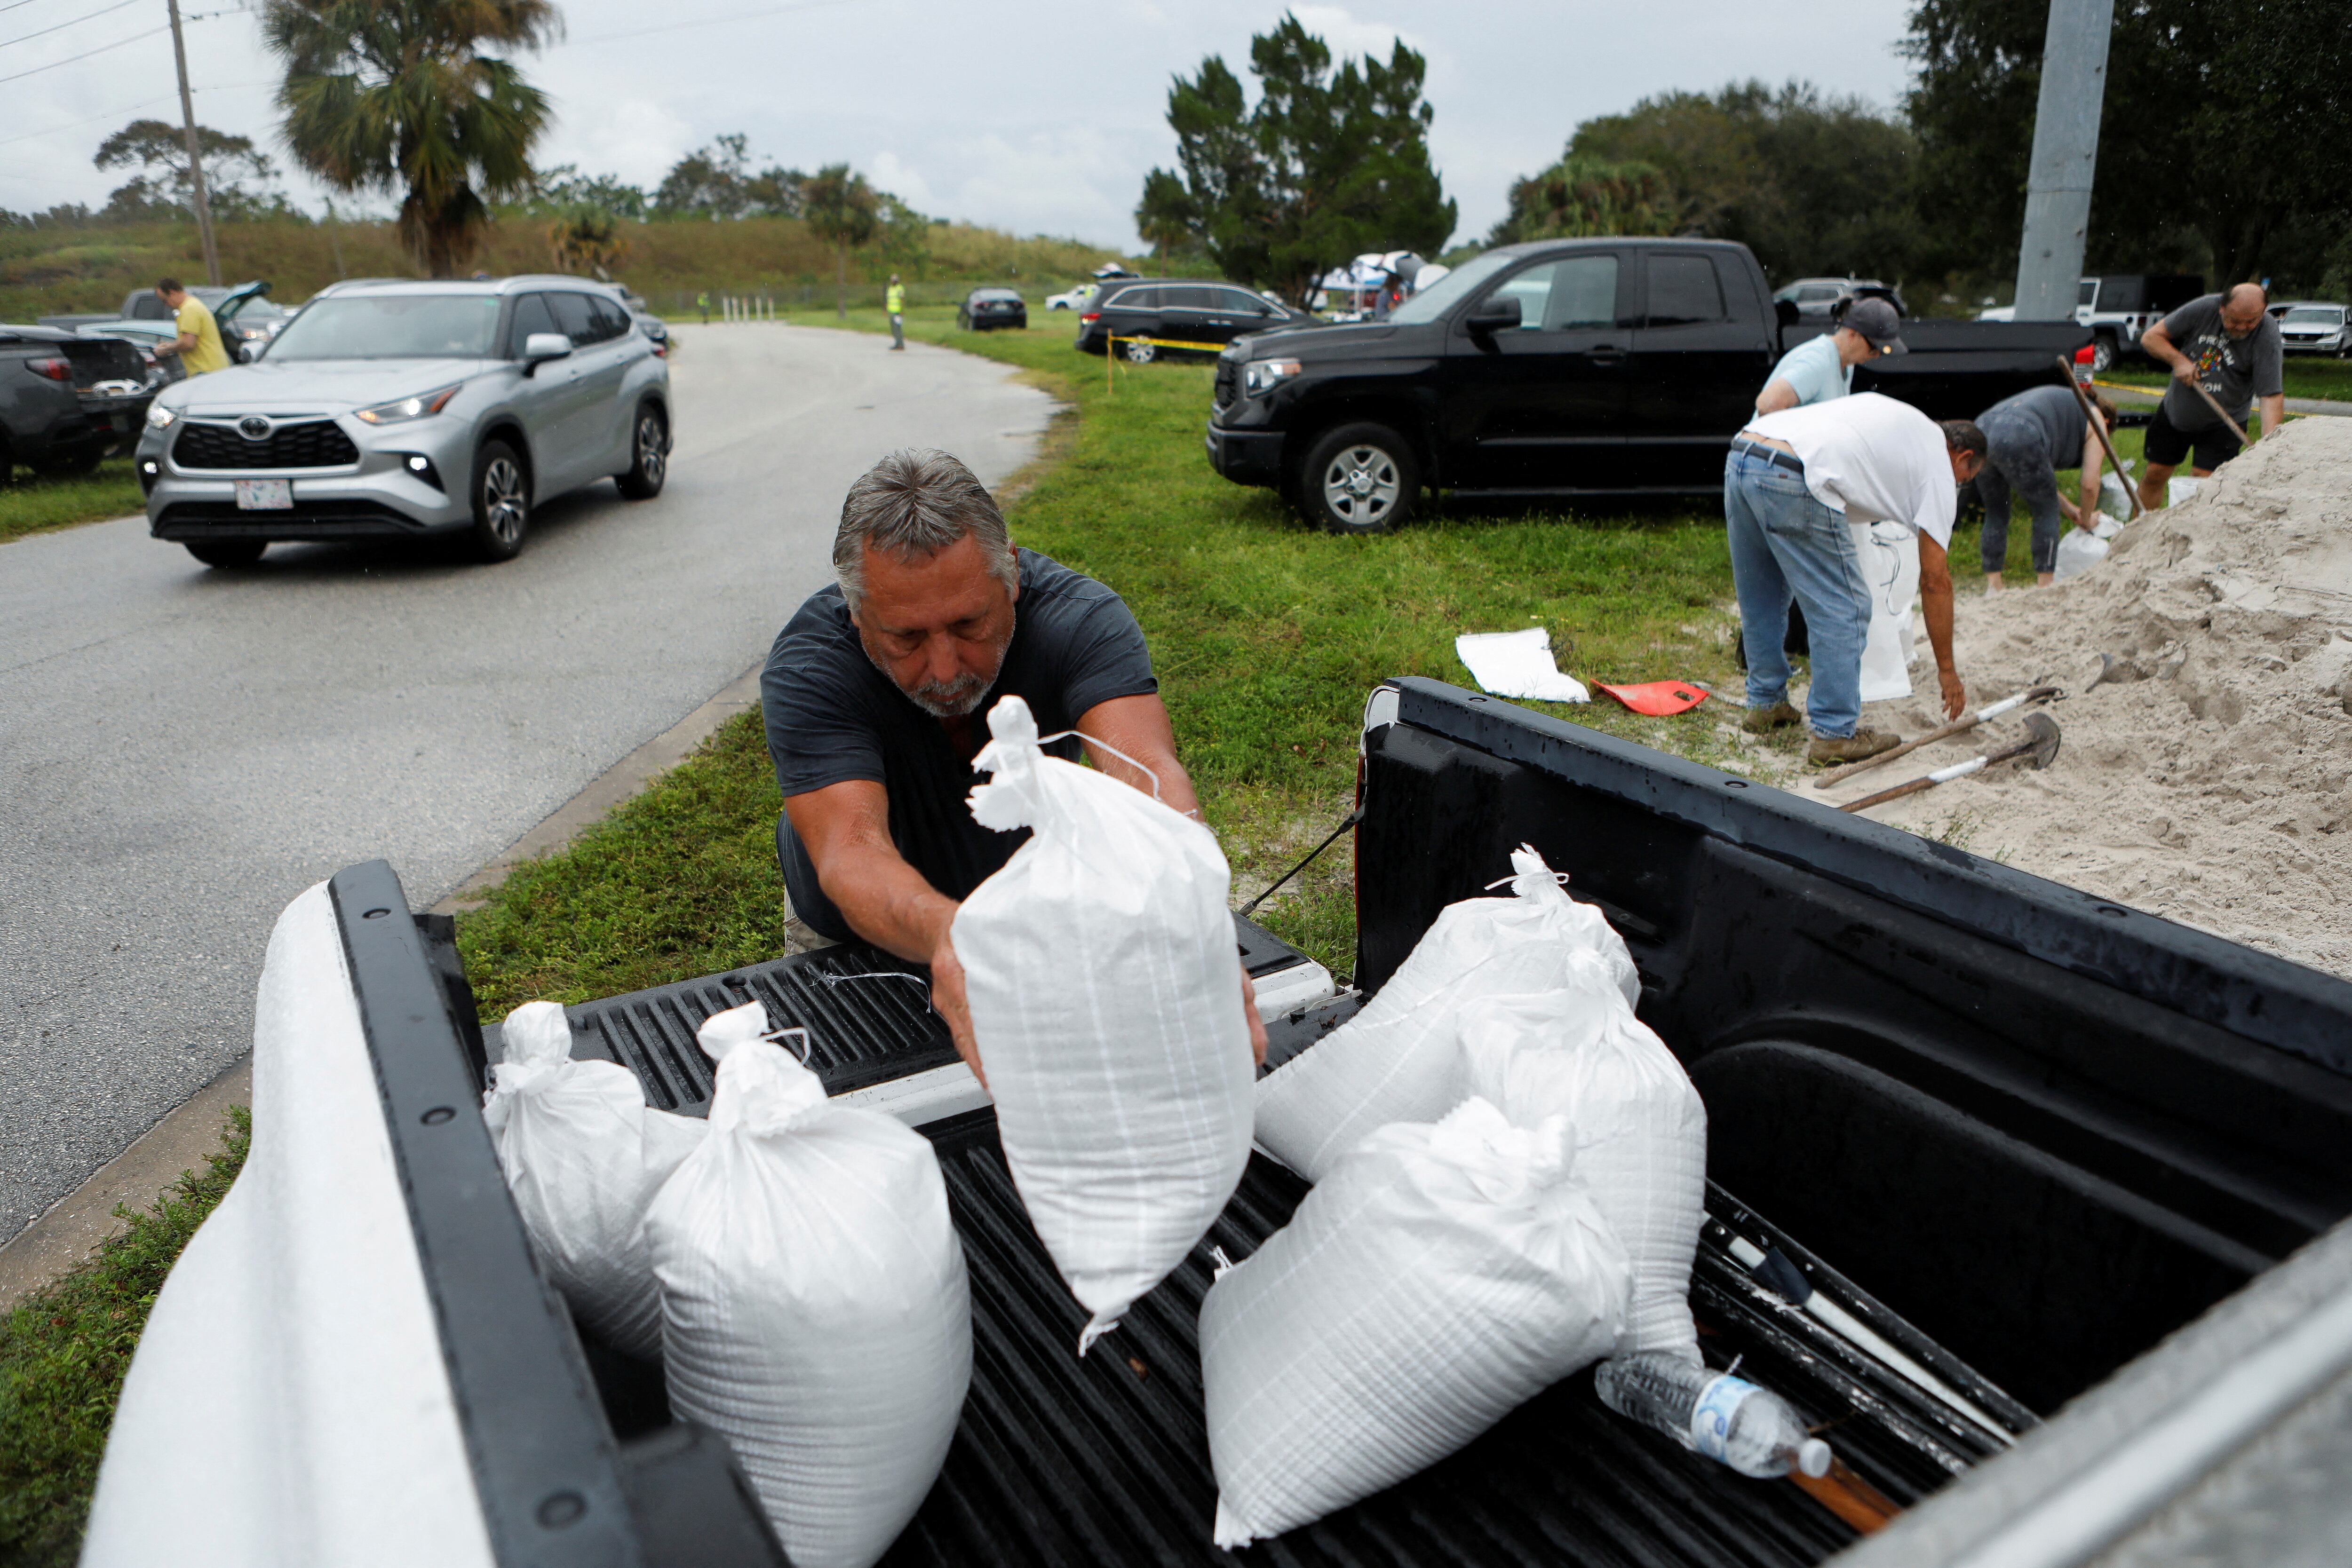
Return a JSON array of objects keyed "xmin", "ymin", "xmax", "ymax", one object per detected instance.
[{"xmin": 954, "ymin": 694, "xmax": 1257, "ymax": 1353}]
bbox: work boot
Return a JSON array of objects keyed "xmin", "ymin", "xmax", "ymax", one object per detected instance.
[
  {"xmin": 1808, "ymin": 729, "xmax": 1901, "ymax": 766},
  {"xmin": 1740, "ymin": 701, "xmax": 1802, "ymax": 734}
]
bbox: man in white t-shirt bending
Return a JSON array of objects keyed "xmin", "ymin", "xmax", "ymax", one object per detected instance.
[{"xmin": 1725, "ymin": 392, "xmax": 1987, "ymax": 765}]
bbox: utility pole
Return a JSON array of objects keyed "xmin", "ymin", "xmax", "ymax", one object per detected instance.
[
  {"xmin": 165, "ymin": 0, "xmax": 222, "ymax": 287},
  {"xmin": 2011, "ymin": 0, "xmax": 2115, "ymax": 320}
]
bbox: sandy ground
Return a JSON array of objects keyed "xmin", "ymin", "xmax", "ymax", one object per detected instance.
[{"xmin": 1808, "ymin": 417, "xmax": 2352, "ymax": 980}]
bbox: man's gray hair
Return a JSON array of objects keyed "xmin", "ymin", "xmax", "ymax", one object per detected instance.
[{"xmin": 833, "ymin": 448, "xmax": 1016, "ymax": 610}]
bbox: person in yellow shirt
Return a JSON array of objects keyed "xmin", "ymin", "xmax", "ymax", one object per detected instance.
[
  {"xmin": 153, "ymin": 278, "xmax": 230, "ymax": 376},
  {"xmin": 886, "ymin": 275, "xmax": 906, "ymax": 351}
]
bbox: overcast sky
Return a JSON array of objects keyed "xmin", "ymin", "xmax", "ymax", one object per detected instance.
[{"xmin": 4, "ymin": 0, "xmax": 1922, "ymax": 252}]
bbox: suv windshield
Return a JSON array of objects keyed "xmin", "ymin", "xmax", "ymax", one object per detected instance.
[
  {"xmin": 265, "ymin": 294, "xmax": 501, "ymax": 360},
  {"xmin": 2283, "ymin": 306, "xmax": 2343, "ymax": 325},
  {"xmin": 1385, "ymin": 251, "xmax": 1519, "ymax": 325}
]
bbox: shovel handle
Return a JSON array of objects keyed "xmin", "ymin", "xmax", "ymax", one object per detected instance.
[
  {"xmin": 2054, "ymin": 357, "xmax": 2144, "ymax": 521},
  {"xmin": 1814, "ymin": 717, "xmax": 1972, "ymax": 788},
  {"xmin": 2189, "ymin": 377, "xmax": 2253, "ymax": 448},
  {"xmin": 1839, "ymin": 773, "xmax": 1944, "ymax": 813}
]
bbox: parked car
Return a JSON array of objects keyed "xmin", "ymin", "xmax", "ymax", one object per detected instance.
[
  {"xmin": 957, "ymin": 288, "xmax": 1028, "ymax": 332},
  {"xmin": 1772, "ymin": 276, "xmax": 1906, "ymax": 319},
  {"xmin": 1076, "ymin": 278, "xmax": 1314, "ymax": 362},
  {"xmin": 2276, "ymin": 301, "xmax": 2349, "ymax": 356},
  {"xmin": 1, "ymin": 323, "xmax": 158, "ymax": 479},
  {"xmin": 1207, "ymin": 237, "xmax": 2087, "ymax": 531},
  {"xmin": 1045, "ymin": 283, "xmax": 1094, "ymax": 312},
  {"xmin": 136, "ymin": 275, "xmax": 670, "ymax": 569}
]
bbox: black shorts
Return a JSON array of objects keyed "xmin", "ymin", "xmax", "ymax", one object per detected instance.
[{"xmin": 2144, "ymin": 402, "xmax": 2244, "ymax": 471}]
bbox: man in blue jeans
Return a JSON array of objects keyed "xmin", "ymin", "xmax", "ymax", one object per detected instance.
[{"xmin": 1726, "ymin": 392, "xmax": 1986, "ymax": 764}]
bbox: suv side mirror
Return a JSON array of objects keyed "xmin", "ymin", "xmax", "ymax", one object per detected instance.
[
  {"xmin": 521, "ymin": 332, "xmax": 572, "ymax": 376},
  {"xmin": 1463, "ymin": 295, "xmax": 1522, "ymax": 336}
]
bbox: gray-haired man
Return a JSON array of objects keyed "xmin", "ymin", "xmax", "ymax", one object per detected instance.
[{"xmin": 760, "ymin": 447, "xmax": 1263, "ymax": 1075}]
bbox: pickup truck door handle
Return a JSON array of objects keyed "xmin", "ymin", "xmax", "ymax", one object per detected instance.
[{"xmin": 1587, "ymin": 346, "xmax": 1626, "ymax": 365}]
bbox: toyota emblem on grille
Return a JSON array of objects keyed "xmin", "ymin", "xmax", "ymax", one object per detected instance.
[{"xmin": 238, "ymin": 416, "xmax": 272, "ymax": 440}]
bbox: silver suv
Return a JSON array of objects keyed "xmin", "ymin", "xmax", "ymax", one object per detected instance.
[{"xmin": 137, "ymin": 276, "xmax": 671, "ymax": 567}]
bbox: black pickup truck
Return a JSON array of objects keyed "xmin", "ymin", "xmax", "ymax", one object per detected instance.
[
  {"xmin": 83, "ymin": 678, "xmax": 2352, "ymax": 1566},
  {"xmin": 1206, "ymin": 238, "xmax": 2091, "ymax": 531}
]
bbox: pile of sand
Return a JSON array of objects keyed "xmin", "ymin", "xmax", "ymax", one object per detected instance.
[{"xmin": 1824, "ymin": 416, "xmax": 2352, "ymax": 980}]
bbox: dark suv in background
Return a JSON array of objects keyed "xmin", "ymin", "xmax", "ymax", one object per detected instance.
[
  {"xmin": 1076, "ymin": 278, "xmax": 1311, "ymax": 361},
  {"xmin": 2, "ymin": 324, "xmax": 157, "ymax": 479}
]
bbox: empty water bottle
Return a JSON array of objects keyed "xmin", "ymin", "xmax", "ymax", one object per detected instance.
[{"xmin": 1594, "ymin": 1352, "xmax": 1833, "ymax": 1479}]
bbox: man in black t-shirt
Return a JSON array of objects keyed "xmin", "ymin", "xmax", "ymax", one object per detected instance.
[{"xmin": 761, "ymin": 447, "xmax": 1264, "ymax": 1073}]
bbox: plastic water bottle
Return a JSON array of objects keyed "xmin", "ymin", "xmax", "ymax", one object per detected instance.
[{"xmin": 1593, "ymin": 1353, "xmax": 1833, "ymax": 1479}]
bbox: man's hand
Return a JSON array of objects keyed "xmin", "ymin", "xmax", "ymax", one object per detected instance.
[
  {"xmin": 1239, "ymin": 967, "xmax": 1267, "ymax": 1066},
  {"xmin": 929, "ymin": 927, "xmax": 983, "ymax": 1089},
  {"xmin": 2171, "ymin": 356, "xmax": 2199, "ymax": 383},
  {"xmin": 1938, "ymin": 666, "xmax": 1967, "ymax": 721}
]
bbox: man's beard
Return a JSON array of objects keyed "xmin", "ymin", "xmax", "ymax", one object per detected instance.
[{"xmin": 866, "ymin": 612, "xmax": 1014, "ymax": 719}]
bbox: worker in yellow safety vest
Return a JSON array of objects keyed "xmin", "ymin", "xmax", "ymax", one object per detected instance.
[{"xmin": 887, "ymin": 275, "xmax": 906, "ymax": 351}]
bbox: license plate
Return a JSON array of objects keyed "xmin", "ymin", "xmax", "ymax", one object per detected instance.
[{"xmin": 235, "ymin": 479, "xmax": 293, "ymax": 511}]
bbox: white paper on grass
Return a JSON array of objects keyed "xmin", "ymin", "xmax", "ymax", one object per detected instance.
[
  {"xmin": 1254, "ymin": 843, "xmax": 1638, "ymax": 1183},
  {"xmin": 482, "ymin": 1000, "xmax": 706, "ymax": 1359},
  {"xmin": 1202, "ymin": 1097, "xmax": 1629, "ymax": 1547},
  {"xmin": 953, "ymin": 694, "xmax": 1255, "ymax": 1354},
  {"xmin": 1852, "ymin": 519, "xmax": 1921, "ymax": 703},
  {"xmin": 1454, "ymin": 627, "xmax": 1590, "ymax": 704},
  {"xmin": 1459, "ymin": 982, "xmax": 1707, "ymax": 1361},
  {"xmin": 648, "ymin": 1001, "xmax": 971, "ymax": 1568},
  {"xmin": 82, "ymin": 883, "xmax": 495, "ymax": 1568}
]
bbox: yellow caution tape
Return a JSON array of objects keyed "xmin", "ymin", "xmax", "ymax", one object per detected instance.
[{"xmin": 1107, "ymin": 334, "xmax": 1228, "ymax": 355}]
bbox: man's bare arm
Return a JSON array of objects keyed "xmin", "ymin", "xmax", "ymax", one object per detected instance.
[
  {"xmin": 2142, "ymin": 320, "xmax": 2194, "ymax": 381},
  {"xmin": 1072, "ymin": 692, "xmax": 1200, "ymax": 817},
  {"xmin": 2077, "ymin": 425, "xmax": 2105, "ymax": 522},
  {"xmin": 1754, "ymin": 379, "xmax": 1799, "ymax": 416},
  {"xmin": 2258, "ymin": 393, "xmax": 2284, "ymax": 438},
  {"xmin": 1919, "ymin": 534, "xmax": 1964, "ymax": 720}
]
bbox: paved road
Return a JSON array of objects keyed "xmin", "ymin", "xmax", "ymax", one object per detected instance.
[{"xmin": 0, "ymin": 324, "xmax": 1052, "ymax": 1241}]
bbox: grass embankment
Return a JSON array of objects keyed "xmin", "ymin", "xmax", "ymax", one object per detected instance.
[
  {"xmin": 2099, "ymin": 356, "xmax": 2352, "ymax": 404},
  {"xmin": 0, "ymin": 456, "xmax": 143, "ymax": 544},
  {"xmin": 459, "ymin": 305, "xmax": 2117, "ymax": 1008},
  {"xmin": 0, "ymin": 1111, "xmax": 250, "ymax": 1565}
]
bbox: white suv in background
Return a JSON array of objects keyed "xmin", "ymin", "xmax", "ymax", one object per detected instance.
[{"xmin": 136, "ymin": 276, "xmax": 671, "ymax": 568}]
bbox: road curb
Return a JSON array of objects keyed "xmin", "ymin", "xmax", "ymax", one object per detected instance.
[{"xmin": 0, "ymin": 661, "xmax": 765, "ymax": 1305}]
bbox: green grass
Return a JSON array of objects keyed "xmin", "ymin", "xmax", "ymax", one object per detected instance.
[
  {"xmin": 0, "ymin": 1109, "xmax": 250, "ymax": 1565},
  {"xmin": 2098, "ymin": 355, "xmax": 2352, "ymax": 403},
  {"xmin": 460, "ymin": 303, "xmax": 1762, "ymax": 1005},
  {"xmin": 0, "ymin": 456, "xmax": 143, "ymax": 544}
]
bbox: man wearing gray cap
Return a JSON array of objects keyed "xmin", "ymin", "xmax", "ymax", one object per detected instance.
[{"xmin": 1754, "ymin": 296, "xmax": 1907, "ymax": 414}]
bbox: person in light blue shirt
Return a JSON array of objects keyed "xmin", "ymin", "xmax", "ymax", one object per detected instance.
[{"xmin": 1754, "ymin": 297, "xmax": 1907, "ymax": 413}]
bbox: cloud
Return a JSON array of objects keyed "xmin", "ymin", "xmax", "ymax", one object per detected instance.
[
  {"xmin": 868, "ymin": 152, "xmax": 935, "ymax": 210},
  {"xmin": 1287, "ymin": 4, "xmax": 1425, "ymax": 65},
  {"xmin": 545, "ymin": 98, "xmax": 693, "ymax": 191}
]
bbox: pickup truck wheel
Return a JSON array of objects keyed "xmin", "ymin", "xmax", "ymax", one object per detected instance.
[
  {"xmin": 2088, "ymin": 335, "xmax": 2117, "ymax": 373},
  {"xmin": 1123, "ymin": 339, "xmax": 1157, "ymax": 364},
  {"xmin": 184, "ymin": 539, "xmax": 266, "ymax": 568},
  {"xmin": 615, "ymin": 404, "xmax": 668, "ymax": 499},
  {"xmin": 468, "ymin": 439, "xmax": 531, "ymax": 562},
  {"xmin": 1301, "ymin": 422, "xmax": 1417, "ymax": 533}
]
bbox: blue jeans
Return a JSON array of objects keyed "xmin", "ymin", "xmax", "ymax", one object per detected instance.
[
  {"xmin": 1975, "ymin": 411, "xmax": 2061, "ymax": 574},
  {"xmin": 1724, "ymin": 448, "xmax": 1870, "ymax": 738}
]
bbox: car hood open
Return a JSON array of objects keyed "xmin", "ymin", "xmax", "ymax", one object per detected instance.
[{"xmin": 165, "ymin": 358, "xmax": 493, "ymax": 413}]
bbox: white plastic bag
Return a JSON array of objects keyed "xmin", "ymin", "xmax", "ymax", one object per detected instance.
[
  {"xmin": 1458, "ymin": 982, "xmax": 1706, "ymax": 1361},
  {"xmin": 2054, "ymin": 526, "xmax": 2111, "ymax": 580},
  {"xmin": 2098, "ymin": 468, "xmax": 2133, "ymax": 522},
  {"xmin": 1254, "ymin": 844, "xmax": 1637, "ymax": 1182},
  {"xmin": 953, "ymin": 694, "xmax": 1255, "ymax": 1353},
  {"xmin": 1454, "ymin": 627, "xmax": 1591, "ymax": 704},
  {"xmin": 482, "ymin": 1000, "xmax": 706, "ymax": 1359},
  {"xmin": 1201, "ymin": 1097, "xmax": 1629, "ymax": 1547},
  {"xmin": 647, "ymin": 1001, "xmax": 971, "ymax": 1568}
]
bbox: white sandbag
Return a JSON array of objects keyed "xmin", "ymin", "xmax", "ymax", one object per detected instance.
[
  {"xmin": 1201, "ymin": 1097, "xmax": 1629, "ymax": 1547},
  {"xmin": 954, "ymin": 693, "xmax": 1255, "ymax": 1353},
  {"xmin": 2054, "ymin": 526, "xmax": 2111, "ymax": 580},
  {"xmin": 1254, "ymin": 844, "xmax": 1637, "ymax": 1181},
  {"xmin": 1458, "ymin": 982, "xmax": 1707, "ymax": 1362},
  {"xmin": 647, "ymin": 1001, "xmax": 971, "ymax": 1568},
  {"xmin": 482, "ymin": 1000, "xmax": 706, "ymax": 1359}
]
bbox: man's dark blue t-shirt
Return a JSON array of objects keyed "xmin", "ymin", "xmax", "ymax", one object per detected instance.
[{"xmin": 760, "ymin": 548, "xmax": 1158, "ymax": 940}]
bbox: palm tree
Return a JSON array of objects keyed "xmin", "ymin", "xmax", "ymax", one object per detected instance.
[{"xmin": 265, "ymin": 0, "xmax": 558, "ymax": 277}]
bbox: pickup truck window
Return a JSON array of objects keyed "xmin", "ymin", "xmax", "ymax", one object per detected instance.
[
  {"xmin": 1385, "ymin": 250, "xmax": 1517, "ymax": 325},
  {"xmin": 1646, "ymin": 255, "xmax": 1727, "ymax": 326},
  {"xmin": 2079, "ymin": 279, "xmax": 2100, "ymax": 309},
  {"xmin": 1494, "ymin": 255, "xmax": 1619, "ymax": 331}
]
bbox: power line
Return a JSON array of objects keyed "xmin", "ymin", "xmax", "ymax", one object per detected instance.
[
  {"xmin": 0, "ymin": 0, "xmax": 142, "ymax": 50},
  {"xmin": 0, "ymin": 23, "xmax": 166, "ymax": 86},
  {"xmin": 0, "ymin": 78, "xmax": 274, "ymax": 152}
]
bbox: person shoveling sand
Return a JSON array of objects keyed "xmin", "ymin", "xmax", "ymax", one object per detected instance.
[{"xmin": 1819, "ymin": 416, "xmax": 2352, "ymax": 980}]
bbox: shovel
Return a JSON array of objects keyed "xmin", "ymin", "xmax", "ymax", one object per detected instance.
[
  {"xmin": 1813, "ymin": 686, "xmax": 2059, "ymax": 788},
  {"xmin": 1840, "ymin": 713, "xmax": 2061, "ymax": 814}
]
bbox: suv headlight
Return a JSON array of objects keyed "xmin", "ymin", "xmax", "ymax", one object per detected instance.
[
  {"xmin": 1242, "ymin": 358, "xmax": 1302, "ymax": 397},
  {"xmin": 146, "ymin": 403, "xmax": 178, "ymax": 430},
  {"xmin": 354, "ymin": 383, "xmax": 464, "ymax": 425}
]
